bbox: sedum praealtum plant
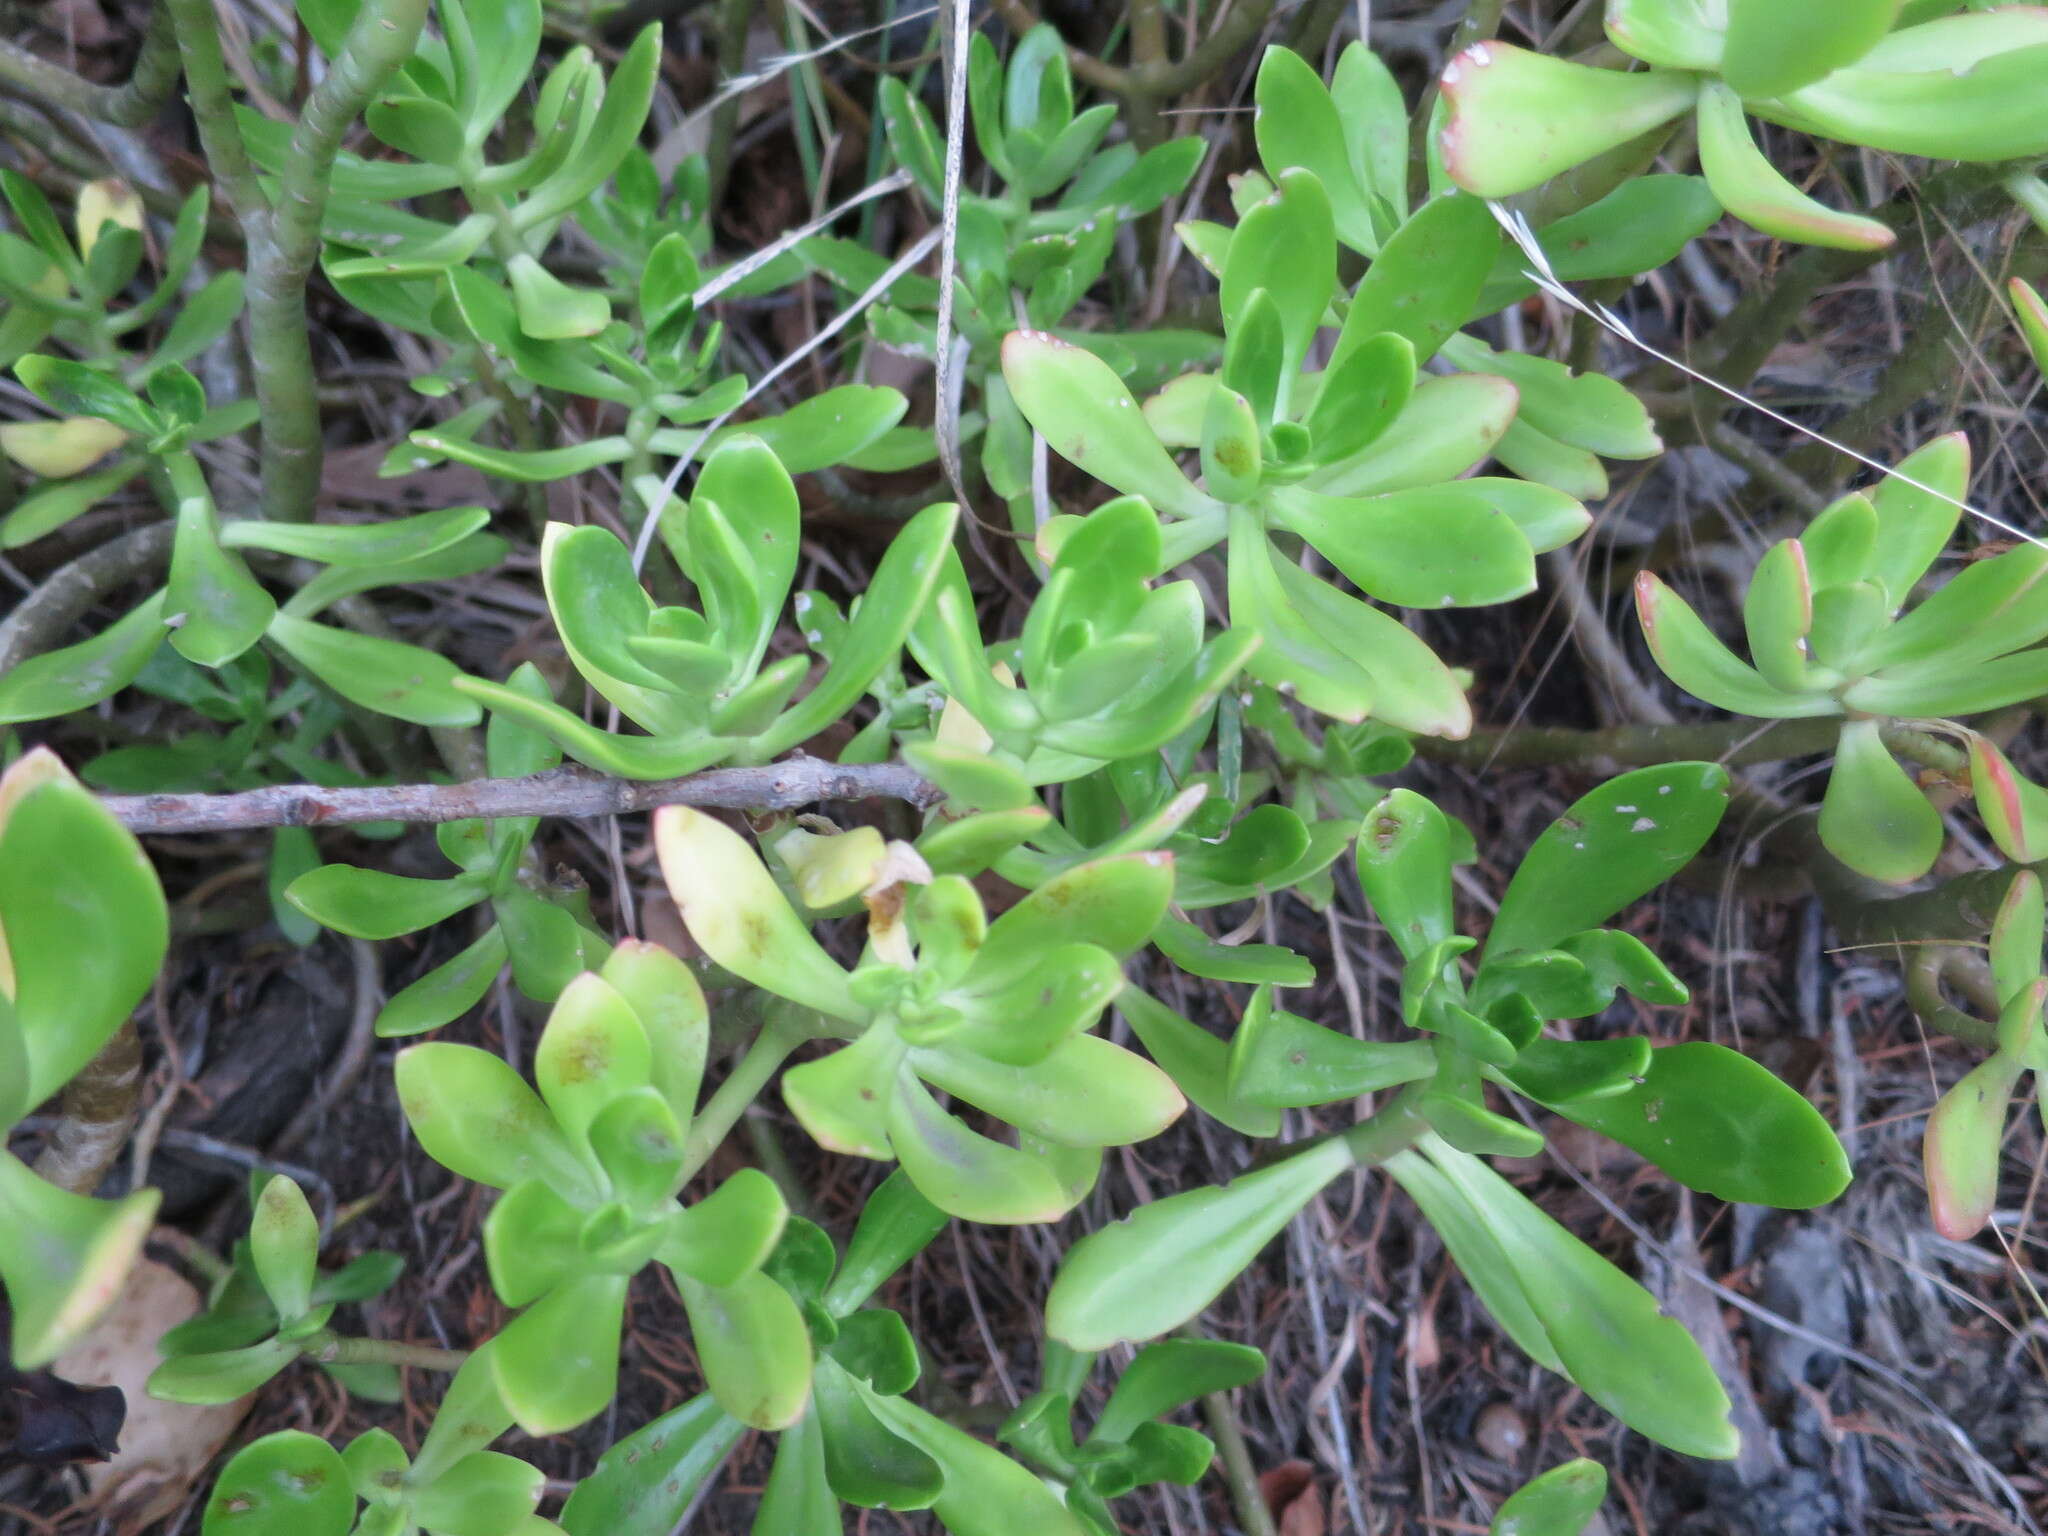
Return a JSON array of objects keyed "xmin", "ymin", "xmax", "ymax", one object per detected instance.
[
  {"xmin": 1439, "ymin": 1, "xmax": 2048, "ymax": 249},
  {"xmin": 149, "ymin": 1172, "xmax": 408, "ymax": 1406},
  {"xmin": 0, "ymin": 3, "xmax": 2042, "ymax": 1532},
  {"xmin": 653, "ymin": 806, "xmax": 1185, "ymax": 1225},
  {"xmin": 395, "ymin": 943, "xmax": 807, "ymax": 1436},
  {"xmin": 1923, "ymin": 870, "xmax": 2048, "ymax": 1241},
  {"xmin": 0, "ymin": 175, "xmax": 252, "ymax": 543},
  {"xmin": 454, "ymin": 436, "xmax": 959, "ymax": 779},
  {"xmin": 1043, "ymin": 767, "xmax": 1848, "ymax": 1461},
  {"xmin": 1633, "ymin": 433, "xmax": 2048, "ymax": 883}
]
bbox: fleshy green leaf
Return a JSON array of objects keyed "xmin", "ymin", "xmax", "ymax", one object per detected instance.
[
  {"xmin": 1355, "ymin": 787, "xmax": 1457, "ymax": 961},
  {"xmin": 1722, "ymin": 0, "xmax": 1901, "ymax": 98},
  {"xmin": 1817, "ymin": 719, "xmax": 1943, "ymax": 885},
  {"xmin": 1113, "ymin": 989, "xmax": 1281, "ymax": 1139},
  {"xmin": 1091, "ymin": 1338, "xmax": 1264, "ymax": 1445},
  {"xmin": 1635, "ymin": 572, "xmax": 1834, "ymax": 718},
  {"xmin": 148, "ymin": 1335, "xmax": 301, "ymax": 1405},
  {"xmin": 711, "ymin": 385, "xmax": 909, "ymax": 476},
  {"xmin": 823, "ymin": 1168, "xmax": 949, "ymax": 1315},
  {"xmin": 1221, "ymin": 169, "xmax": 1335, "ymax": 404},
  {"xmin": 653, "ymin": 807, "xmax": 858, "ymax": 1021},
  {"xmin": 676, "ymin": 1268, "xmax": 813, "ymax": 1429},
  {"xmin": 221, "ymin": 506, "xmax": 490, "ymax": 567},
  {"xmin": 1267, "ymin": 483, "xmax": 1536, "ymax": 608},
  {"xmin": 913, "ymin": 1033, "xmax": 1185, "ymax": 1148},
  {"xmin": 394, "ymin": 1043, "xmax": 597, "ymax": 1198},
  {"xmin": 601, "ymin": 940, "xmax": 710, "ymax": 1127},
  {"xmin": 1253, "ymin": 45, "xmax": 1375, "ymax": 253},
  {"xmin": 1925, "ymin": 1047, "xmax": 2025, "ymax": 1240},
  {"xmin": 14, "ymin": 354, "xmax": 159, "ymax": 436},
  {"xmin": 1549, "ymin": 1043, "xmax": 1851, "ymax": 1208},
  {"xmin": 813, "ymin": 1355, "xmax": 943, "ymax": 1509},
  {"xmin": 1867, "ymin": 432, "xmax": 1968, "ymax": 607},
  {"xmin": 267, "ymin": 613, "xmax": 483, "ymax": 727},
  {"xmin": 2014, "ymin": 278, "xmax": 2048, "ymax": 377},
  {"xmin": 1227, "ymin": 999, "xmax": 1436, "ymax": 1109},
  {"xmin": 558, "ymin": 1394, "xmax": 745, "ymax": 1536},
  {"xmin": 0, "ymin": 592, "xmax": 166, "ymax": 724},
  {"xmin": 1306, "ymin": 372, "xmax": 1518, "ymax": 497},
  {"xmin": 1971, "ymin": 733, "xmax": 2048, "ymax": 865},
  {"xmin": 166, "ymin": 488, "xmax": 273, "ymax": 667},
  {"xmin": 285, "ymin": 864, "xmax": 484, "ymax": 941},
  {"xmin": 1001, "ymin": 330, "xmax": 1211, "ymax": 518},
  {"xmin": 410, "ymin": 1451, "xmax": 545, "ymax": 1536},
  {"xmin": 534, "ymin": 972, "xmax": 653, "ymax": 1146},
  {"xmin": 250, "ymin": 1175, "xmax": 320, "ymax": 1322},
  {"xmin": 1486, "ymin": 763, "xmax": 1729, "ymax": 958},
  {"xmin": 0, "ymin": 1149, "xmax": 159, "ymax": 1367},
  {"xmin": 0, "ymin": 750, "xmax": 170, "ymax": 1121},
  {"xmin": 1416, "ymin": 1137, "xmax": 1738, "ymax": 1458},
  {"xmin": 1046, "ymin": 1138, "xmax": 1353, "ymax": 1349},
  {"xmin": 1304, "ymin": 330, "xmax": 1413, "ymax": 464},
  {"xmin": 664, "ymin": 1167, "xmax": 786, "ymax": 1287},
  {"xmin": 980, "ymin": 851, "xmax": 1175, "ymax": 968},
  {"xmin": 755, "ymin": 1411, "xmax": 840, "ymax": 1533},
  {"xmin": 886, "ymin": 1076, "xmax": 1083, "ymax": 1224},
  {"xmin": 1337, "ymin": 192, "xmax": 1497, "ymax": 367},
  {"xmin": 1695, "ymin": 83, "xmax": 1893, "ymax": 251},
  {"xmin": 1491, "ymin": 1459, "xmax": 1609, "ymax": 1536},
  {"xmin": 1438, "ymin": 45, "xmax": 1697, "ymax": 199},
  {"xmin": 375, "ymin": 924, "xmax": 508, "ymax": 1037},
  {"xmin": 201, "ymin": 1431, "xmax": 354, "ymax": 1536},
  {"xmin": 491, "ymin": 1271, "xmax": 628, "ymax": 1434},
  {"xmin": 864, "ymin": 1390, "xmax": 1092, "ymax": 1536},
  {"xmin": 1740, "ymin": 539, "xmax": 1815, "ymax": 694},
  {"xmin": 0, "ymin": 457, "xmax": 145, "ymax": 549}
]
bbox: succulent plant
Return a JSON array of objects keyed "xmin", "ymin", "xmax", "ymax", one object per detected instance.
[
  {"xmin": 395, "ymin": 943, "xmax": 810, "ymax": 1435},
  {"xmin": 1634, "ymin": 435, "xmax": 2048, "ymax": 882},
  {"xmin": 654, "ymin": 806, "xmax": 1185, "ymax": 1224},
  {"xmin": 1439, "ymin": 4, "xmax": 2048, "ymax": 249}
]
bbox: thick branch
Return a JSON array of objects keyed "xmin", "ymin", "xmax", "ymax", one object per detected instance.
[
  {"xmin": 0, "ymin": 5, "xmax": 180, "ymax": 126},
  {"xmin": 0, "ymin": 523, "xmax": 173, "ymax": 678},
  {"xmin": 32, "ymin": 1020, "xmax": 143, "ymax": 1194},
  {"xmin": 102, "ymin": 758, "xmax": 941, "ymax": 833},
  {"xmin": 302, "ymin": 1332, "xmax": 467, "ymax": 1371},
  {"xmin": 162, "ymin": 0, "xmax": 267, "ymax": 230},
  {"xmin": 246, "ymin": 0, "xmax": 429, "ymax": 522},
  {"xmin": 1411, "ymin": 716, "xmax": 1845, "ymax": 771},
  {"xmin": 1134, "ymin": 0, "xmax": 1278, "ymax": 97}
]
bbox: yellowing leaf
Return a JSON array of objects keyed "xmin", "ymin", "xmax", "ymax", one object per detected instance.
[
  {"xmin": 0, "ymin": 417, "xmax": 129, "ymax": 477},
  {"xmin": 75, "ymin": 179, "xmax": 143, "ymax": 258}
]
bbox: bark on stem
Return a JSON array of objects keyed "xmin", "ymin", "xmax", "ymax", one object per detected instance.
[
  {"xmin": 100, "ymin": 758, "xmax": 941, "ymax": 833},
  {"xmin": 162, "ymin": 0, "xmax": 266, "ymax": 229},
  {"xmin": 31, "ymin": 1020, "xmax": 143, "ymax": 1194},
  {"xmin": 1410, "ymin": 716, "xmax": 1847, "ymax": 770},
  {"xmin": 244, "ymin": 0, "xmax": 430, "ymax": 522},
  {"xmin": 0, "ymin": 5, "xmax": 181, "ymax": 127},
  {"xmin": 0, "ymin": 523, "xmax": 172, "ymax": 677}
]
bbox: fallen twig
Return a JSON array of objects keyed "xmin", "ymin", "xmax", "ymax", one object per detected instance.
[{"xmin": 101, "ymin": 758, "xmax": 940, "ymax": 834}]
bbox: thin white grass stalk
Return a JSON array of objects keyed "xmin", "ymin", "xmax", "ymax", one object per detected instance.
[
  {"xmin": 632, "ymin": 226, "xmax": 944, "ymax": 574},
  {"xmin": 672, "ymin": 4, "xmax": 941, "ymax": 140},
  {"xmin": 932, "ymin": 0, "xmax": 975, "ymax": 509},
  {"xmin": 1489, "ymin": 203, "xmax": 2047, "ymax": 553},
  {"xmin": 693, "ymin": 168, "xmax": 912, "ymax": 305}
]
